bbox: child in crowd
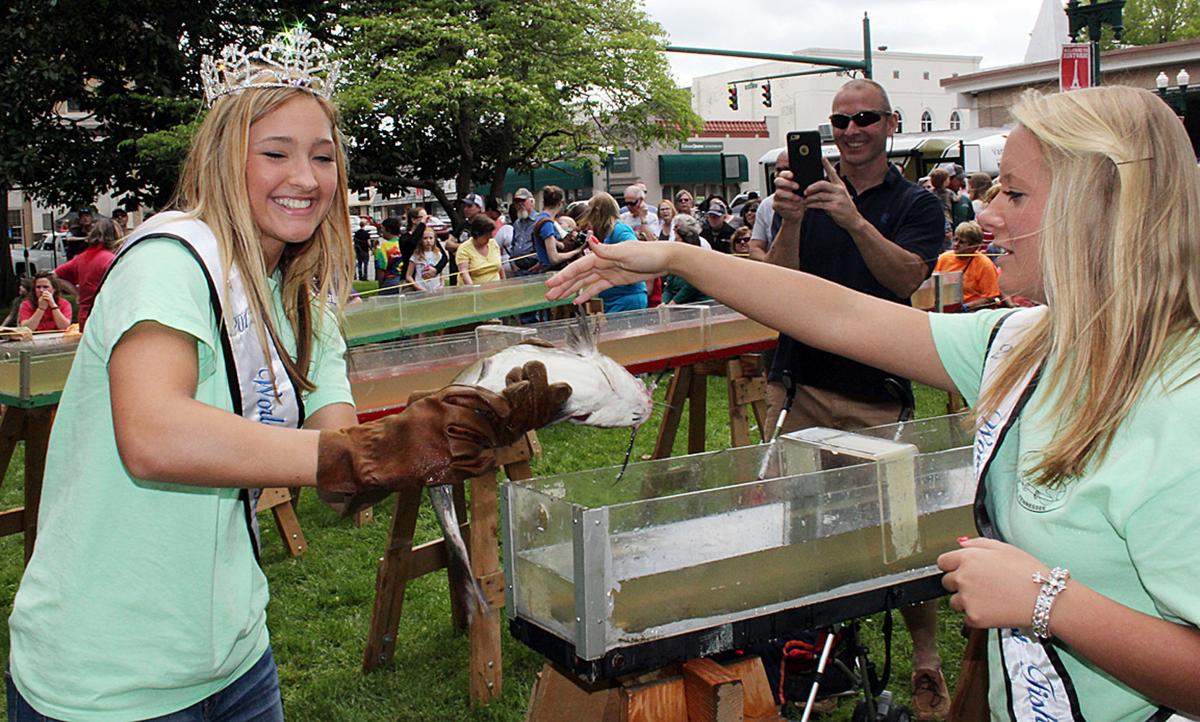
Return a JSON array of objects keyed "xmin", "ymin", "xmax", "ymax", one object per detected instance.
[
  {"xmin": 935, "ymin": 221, "xmax": 1005, "ymax": 310},
  {"xmin": 406, "ymin": 225, "xmax": 447, "ymax": 292}
]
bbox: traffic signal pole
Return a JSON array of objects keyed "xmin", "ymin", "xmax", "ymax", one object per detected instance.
[{"xmin": 664, "ymin": 12, "xmax": 873, "ymax": 83}]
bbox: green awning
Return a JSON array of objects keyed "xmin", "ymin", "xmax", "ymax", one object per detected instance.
[
  {"xmin": 479, "ymin": 160, "xmax": 593, "ymax": 195},
  {"xmin": 658, "ymin": 153, "xmax": 749, "ymax": 184}
]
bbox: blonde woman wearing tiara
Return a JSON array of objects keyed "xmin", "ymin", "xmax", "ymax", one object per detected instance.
[
  {"xmin": 548, "ymin": 86, "xmax": 1200, "ymax": 720},
  {"xmin": 6, "ymin": 29, "xmax": 568, "ymax": 720}
]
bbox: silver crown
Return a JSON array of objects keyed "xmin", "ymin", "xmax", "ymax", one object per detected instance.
[{"xmin": 200, "ymin": 26, "xmax": 340, "ymax": 106}]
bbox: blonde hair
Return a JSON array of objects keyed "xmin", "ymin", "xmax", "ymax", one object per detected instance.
[
  {"xmin": 978, "ymin": 87, "xmax": 1200, "ymax": 486},
  {"xmin": 580, "ymin": 192, "xmax": 621, "ymax": 243},
  {"xmin": 170, "ymin": 87, "xmax": 352, "ymax": 392}
]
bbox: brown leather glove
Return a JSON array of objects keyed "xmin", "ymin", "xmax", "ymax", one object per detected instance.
[{"xmin": 316, "ymin": 360, "xmax": 571, "ymax": 516}]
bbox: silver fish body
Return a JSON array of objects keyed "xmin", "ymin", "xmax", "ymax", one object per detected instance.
[
  {"xmin": 428, "ymin": 485, "xmax": 490, "ymax": 616},
  {"xmin": 454, "ymin": 318, "xmax": 652, "ymax": 429}
]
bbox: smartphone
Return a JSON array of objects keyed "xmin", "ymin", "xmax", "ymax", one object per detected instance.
[{"xmin": 786, "ymin": 130, "xmax": 825, "ymax": 192}]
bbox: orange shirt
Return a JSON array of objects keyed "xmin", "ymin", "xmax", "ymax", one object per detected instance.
[{"xmin": 934, "ymin": 251, "xmax": 1000, "ymax": 305}]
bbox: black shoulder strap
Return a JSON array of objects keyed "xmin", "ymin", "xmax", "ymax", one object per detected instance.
[{"xmin": 98, "ymin": 233, "xmax": 242, "ymax": 416}]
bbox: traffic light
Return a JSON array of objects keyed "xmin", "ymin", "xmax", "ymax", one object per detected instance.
[
  {"xmin": 727, "ymin": 84, "xmax": 738, "ymax": 111},
  {"xmin": 762, "ymin": 82, "xmax": 772, "ymax": 108}
]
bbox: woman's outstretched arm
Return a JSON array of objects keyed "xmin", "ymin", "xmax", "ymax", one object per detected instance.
[{"xmin": 546, "ymin": 238, "xmax": 953, "ymax": 391}]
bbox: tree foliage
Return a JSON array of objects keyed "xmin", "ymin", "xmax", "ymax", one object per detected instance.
[
  {"xmin": 0, "ymin": 1, "xmax": 332, "ymax": 298},
  {"xmin": 0, "ymin": 1, "xmax": 333, "ymax": 211},
  {"xmin": 1120, "ymin": 0, "xmax": 1200, "ymax": 45},
  {"xmin": 336, "ymin": 0, "xmax": 700, "ymax": 228}
]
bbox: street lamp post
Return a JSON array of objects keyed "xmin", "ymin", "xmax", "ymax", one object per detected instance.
[
  {"xmin": 1065, "ymin": 0, "xmax": 1126, "ymax": 87},
  {"xmin": 1156, "ymin": 68, "xmax": 1192, "ymax": 116}
]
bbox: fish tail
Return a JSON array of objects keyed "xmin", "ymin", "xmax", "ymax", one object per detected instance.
[
  {"xmin": 429, "ymin": 486, "xmax": 492, "ymax": 618},
  {"xmin": 469, "ymin": 578, "xmax": 491, "ymax": 615}
]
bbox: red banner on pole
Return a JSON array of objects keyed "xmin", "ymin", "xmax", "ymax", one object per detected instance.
[{"xmin": 1061, "ymin": 44, "xmax": 1091, "ymax": 91}]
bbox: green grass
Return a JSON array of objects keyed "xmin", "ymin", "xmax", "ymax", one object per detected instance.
[
  {"xmin": 0, "ymin": 382, "xmax": 965, "ymax": 721},
  {"xmin": 352, "ymin": 280, "xmax": 378, "ymax": 295}
]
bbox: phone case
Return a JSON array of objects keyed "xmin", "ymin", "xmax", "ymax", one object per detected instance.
[{"xmin": 787, "ymin": 131, "xmax": 825, "ymax": 191}]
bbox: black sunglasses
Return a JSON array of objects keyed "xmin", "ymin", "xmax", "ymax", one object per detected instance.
[{"xmin": 829, "ymin": 110, "xmax": 890, "ymax": 130}]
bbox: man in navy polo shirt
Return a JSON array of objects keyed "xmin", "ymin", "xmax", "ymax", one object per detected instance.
[{"xmin": 765, "ymin": 78, "xmax": 949, "ymax": 719}]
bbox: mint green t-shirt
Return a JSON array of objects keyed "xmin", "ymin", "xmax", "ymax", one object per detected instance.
[
  {"xmin": 931, "ymin": 310, "xmax": 1200, "ymax": 722},
  {"xmin": 8, "ymin": 237, "xmax": 353, "ymax": 720}
]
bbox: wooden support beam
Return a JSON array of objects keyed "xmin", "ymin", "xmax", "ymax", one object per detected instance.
[
  {"xmin": 525, "ymin": 655, "xmax": 785, "ymax": 722},
  {"xmin": 20, "ymin": 407, "xmax": 51, "ymax": 562},
  {"xmin": 0, "ymin": 408, "xmax": 25, "ymax": 484},
  {"xmin": 446, "ymin": 482, "xmax": 471, "ymax": 631},
  {"xmin": 621, "ymin": 674, "xmax": 688, "ymax": 722},
  {"xmin": 469, "ymin": 468, "xmax": 503, "ymax": 704},
  {"xmin": 681, "ymin": 658, "xmax": 743, "ymax": 722},
  {"xmin": 255, "ymin": 486, "xmax": 307, "ymax": 557},
  {"xmin": 525, "ymin": 663, "xmax": 622, "ymax": 722},
  {"xmin": 720, "ymin": 657, "xmax": 786, "ymax": 722},
  {"xmin": 726, "ymin": 358, "xmax": 752, "ymax": 449},
  {"xmin": 361, "ymin": 490, "xmax": 423, "ymax": 673},
  {"xmin": 687, "ymin": 368, "xmax": 708, "ymax": 455},
  {"xmin": 652, "ymin": 367, "xmax": 689, "ymax": 460},
  {"xmin": 0, "ymin": 507, "xmax": 24, "ymax": 537},
  {"xmin": 0, "ymin": 406, "xmax": 54, "ymax": 563}
]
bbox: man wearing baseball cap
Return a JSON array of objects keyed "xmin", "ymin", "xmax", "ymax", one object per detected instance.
[
  {"xmin": 449, "ymin": 193, "xmax": 487, "ymax": 286},
  {"xmin": 66, "ymin": 208, "xmax": 94, "ymax": 260},
  {"xmin": 937, "ymin": 163, "xmax": 975, "ymax": 228},
  {"xmin": 700, "ymin": 200, "xmax": 735, "ymax": 253},
  {"xmin": 508, "ymin": 188, "xmax": 540, "ymax": 276}
]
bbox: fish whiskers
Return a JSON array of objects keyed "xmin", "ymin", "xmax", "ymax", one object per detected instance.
[{"xmin": 614, "ymin": 367, "xmax": 675, "ymax": 484}]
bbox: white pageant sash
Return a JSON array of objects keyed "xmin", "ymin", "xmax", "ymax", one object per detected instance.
[
  {"xmin": 109, "ymin": 212, "xmax": 304, "ymax": 555},
  {"xmin": 973, "ymin": 307, "xmax": 1046, "ymax": 540}
]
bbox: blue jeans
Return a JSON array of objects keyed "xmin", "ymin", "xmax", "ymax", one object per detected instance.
[
  {"xmin": 7, "ymin": 647, "xmax": 284, "ymax": 722},
  {"xmin": 377, "ymin": 275, "xmax": 404, "ymax": 296}
]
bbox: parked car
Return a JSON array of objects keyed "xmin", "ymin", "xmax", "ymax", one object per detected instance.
[
  {"xmin": 11, "ymin": 231, "xmax": 69, "ymax": 277},
  {"xmin": 426, "ymin": 215, "xmax": 452, "ymax": 239}
]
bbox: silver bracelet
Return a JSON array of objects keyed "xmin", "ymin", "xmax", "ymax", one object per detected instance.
[{"xmin": 1031, "ymin": 566, "xmax": 1070, "ymax": 639}]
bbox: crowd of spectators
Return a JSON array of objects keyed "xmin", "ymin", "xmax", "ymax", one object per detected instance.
[
  {"xmin": 5, "ymin": 208, "xmax": 128, "ymax": 334},
  {"xmin": 335, "ymin": 136, "xmax": 1010, "ymax": 320}
]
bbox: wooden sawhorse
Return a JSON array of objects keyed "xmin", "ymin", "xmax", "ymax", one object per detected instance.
[
  {"xmin": 361, "ymin": 432, "xmax": 537, "ymax": 706},
  {"xmin": 0, "ymin": 405, "xmax": 53, "ymax": 563},
  {"xmin": 253, "ymin": 487, "xmax": 373, "ymax": 558},
  {"xmin": 526, "ymin": 656, "xmax": 785, "ymax": 722},
  {"xmin": 255, "ymin": 488, "xmax": 309, "ymax": 557},
  {"xmin": 652, "ymin": 355, "xmax": 769, "ymax": 459}
]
